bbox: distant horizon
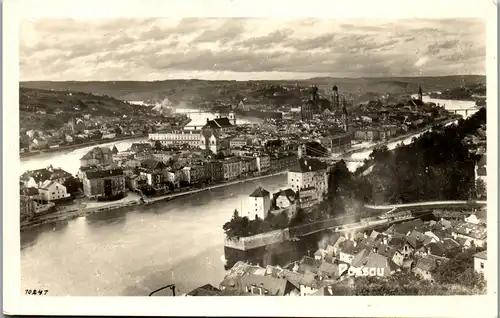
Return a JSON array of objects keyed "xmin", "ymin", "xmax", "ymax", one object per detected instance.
[{"xmin": 19, "ymin": 74, "xmax": 486, "ymax": 83}]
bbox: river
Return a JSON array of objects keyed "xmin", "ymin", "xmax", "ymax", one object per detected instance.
[{"xmin": 20, "ymin": 102, "xmax": 463, "ymax": 296}]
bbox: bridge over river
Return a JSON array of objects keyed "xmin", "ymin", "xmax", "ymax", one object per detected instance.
[{"xmin": 289, "ymin": 200, "xmax": 487, "ymax": 239}]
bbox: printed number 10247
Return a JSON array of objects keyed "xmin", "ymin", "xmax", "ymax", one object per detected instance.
[{"xmin": 25, "ymin": 289, "xmax": 48, "ymax": 295}]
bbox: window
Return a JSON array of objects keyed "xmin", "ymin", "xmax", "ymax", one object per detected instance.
[{"xmin": 480, "ymin": 262, "xmax": 484, "ymax": 269}]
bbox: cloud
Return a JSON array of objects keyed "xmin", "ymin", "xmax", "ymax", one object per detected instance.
[{"xmin": 19, "ymin": 18, "xmax": 486, "ymax": 81}]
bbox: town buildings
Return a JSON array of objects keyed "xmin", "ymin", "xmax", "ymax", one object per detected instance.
[
  {"xmin": 37, "ymin": 180, "xmax": 70, "ymax": 202},
  {"xmin": 80, "ymin": 146, "xmax": 115, "ymax": 167},
  {"xmin": 223, "ymin": 157, "xmax": 243, "ymax": 180},
  {"xmin": 474, "ymin": 250, "xmax": 487, "ymax": 276},
  {"xmin": 149, "ymin": 130, "xmax": 203, "ymax": 147},
  {"xmin": 288, "ymin": 158, "xmax": 328, "ymax": 198},
  {"xmin": 81, "ymin": 167, "xmax": 126, "ymax": 199}
]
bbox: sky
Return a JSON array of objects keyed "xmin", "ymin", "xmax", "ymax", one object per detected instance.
[{"xmin": 19, "ymin": 18, "xmax": 486, "ymax": 81}]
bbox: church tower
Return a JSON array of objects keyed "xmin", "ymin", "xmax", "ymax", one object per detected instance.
[
  {"xmin": 228, "ymin": 111, "xmax": 236, "ymax": 125},
  {"xmin": 418, "ymin": 85, "xmax": 423, "ymax": 102},
  {"xmin": 341, "ymin": 97, "xmax": 349, "ymax": 132},
  {"xmin": 331, "ymin": 85, "xmax": 339, "ymax": 110}
]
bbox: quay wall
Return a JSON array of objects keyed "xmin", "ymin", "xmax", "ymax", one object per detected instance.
[{"xmin": 224, "ymin": 229, "xmax": 290, "ymax": 251}]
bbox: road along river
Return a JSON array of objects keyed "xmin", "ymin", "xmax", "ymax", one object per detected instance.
[{"xmin": 20, "ymin": 104, "xmax": 465, "ymax": 296}]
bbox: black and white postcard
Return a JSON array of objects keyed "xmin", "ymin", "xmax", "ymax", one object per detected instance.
[{"xmin": 3, "ymin": 0, "xmax": 498, "ymax": 316}]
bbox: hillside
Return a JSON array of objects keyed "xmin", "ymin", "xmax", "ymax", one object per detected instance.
[
  {"xmin": 19, "ymin": 87, "xmax": 151, "ymax": 131},
  {"xmin": 20, "ymin": 75, "xmax": 486, "ymax": 105}
]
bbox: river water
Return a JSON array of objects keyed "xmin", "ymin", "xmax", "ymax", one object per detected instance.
[{"xmin": 20, "ymin": 103, "xmax": 464, "ymax": 296}]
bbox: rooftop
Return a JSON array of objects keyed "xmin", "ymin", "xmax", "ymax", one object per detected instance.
[
  {"xmin": 474, "ymin": 250, "xmax": 487, "ymax": 260},
  {"xmin": 289, "ymin": 158, "xmax": 327, "ymax": 173},
  {"xmin": 249, "ymin": 186, "xmax": 270, "ymax": 198}
]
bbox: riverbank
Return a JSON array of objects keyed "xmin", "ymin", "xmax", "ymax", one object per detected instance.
[
  {"xmin": 20, "ymin": 171, "xmax": 287, "ymax": 231},
  {"xmin": 340, "ymin": 117, "xmax": 459, "ymax": 159},
  {"xmin": 143, "ymin": 171, "xmax": 287, "ymax": 205},
  {"xmin": 20, "ymin": 134, "xmax": 148, "ymax": 159}
]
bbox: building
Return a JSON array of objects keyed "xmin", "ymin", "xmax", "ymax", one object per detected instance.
[
  {"xmin": 81, "ymin": 167, "xmax": 126, "ymax": 199},
  {"xmin": 127, "ymin": 174, "xmax": 148, "ymax": 190},
  {"xmin": 269, "ymin": 154, "xmax": 298, "ymax": 172},
  {"xmin": 256, "ymin": 154, "xmax": 271, "ymax": 173},
  {"xmin": 188, "ymin": 165, "xmax": 205, "ymax": 184},
  {"xmin": 473, "ymin": 250, "xmax": 487, "ymax": 276},
  {"xmin": 80, "ymin": 147, "xmax": 115, "ymax": 167},
  {"xmin": 204, "ymin": 117, "xmax": 234, "ymax": 132},
  {"xmin": 412, "ymin": 256, "xmax": 438, "ymax": 281},
  {"xmin": 37, "ymin": 180, "xmax": 71, "ymax": 202},
  {"xmin": 130, "ymin": 142, "xmax": 152, "ymax": 153},
  {"xmin": 20, "ymin": 195, "xmax": 37, "ymax": 221},
  {"xmin": 139, "ymin": 159, "xmax": 168, "ymax": 189},
  {"xmin": 200, "ymin": 130, "xmax": 222, "ymax": 154},
  {"xmin": 288, "ymin": 158, "xmax": 328, "ymax": 196},
  {"xmin": 203, "ymin": 160, "xmax": 224, "ymax": 184},
  {"xmin": 31, "ymin": 138, "xmax": 48, "ymax": 149},
  {"xmin": 222, "ymin": 157, "xmax": 242, "ymax": 180},
  {"xmin": 320, "ymin": 132, "xmax": 353, "ymax": 153},
  {"xmin": 20, "ymin": 166, "xmax": 73, "ymax": 188},
  {"xmin": 301, "ymin": 86, "xmax": 318, "ymax": 121},
  {"xmin": 354, "ymin": 128, "xmax": 380, "ymax": 141},
  {"xmin": 451, "ymin": 223, "xmax": 487, "ymax": 248},
  {"xmin": 274, "ymin": 188, "xmax": 297, "ymax": 209},
  {"xmin": 238, "ymin": 274, "xmax": 298, "ymax": 296},
  {"xmin": 475, "ymin": 154, "xmax": 487, "ymax": 187},
  {"xmin": 230, "ymin": 136, "xmax": 248, "ymax": 148},
  {"xmin": 240, "ymin": 156, "xmax": 258, "ymax": 177},
  {"xmin": 248, "ymin": 187, "xmax": 271, "ymax": 220},
  {"xmin": 149, "ymin": 130, "xmax": 203, "ymax": 147}
]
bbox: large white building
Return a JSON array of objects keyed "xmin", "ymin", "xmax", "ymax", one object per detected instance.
[
  {"xmin": 37, "ymin": 180, "xmax": 71, "ymax": 202},
  {"xmin": 149, "ymin": 130, "xmax": 203, "ymax": 147},
  {"xmin": 247, "ymin": 187, "xmax": 271, "ymax": 220},
  {"xmin": 288, "ymin": 158, "xmax": 328, "ymax": 196}
]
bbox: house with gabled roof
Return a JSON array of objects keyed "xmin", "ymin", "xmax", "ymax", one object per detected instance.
[
  {"xmin": 80, "ymin": 146, "xmax": 114, "ymax": 167},
  {"xmin": 204, "ymin": 117, "xmax": 234, "ymax": 132},
  {"xmin": 473, "ymin": 250, "xmax": 487, "ymax": 276},
  {"xmin": 412, "ymin": 256, "xmax": 438, "ymax": 281},
  {"xmin": 37, "ymin": 180, "xmax": 71, "ymax": 202},
  {"xmin": 385, "ymin": 219, "xmax": 424, "ymax": 236},
  {"xmin": 238, "ymin": 273, "xmax": 298, "ymax": 296}
]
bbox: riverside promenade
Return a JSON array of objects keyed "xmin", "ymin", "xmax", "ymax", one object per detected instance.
[
  {"xmin": 20, "ymin": 171, "xmax": 287, "ymax": 231},
  {"xmin": 143, "ymin": 171, "xmax": 287, "ymax": 205}
]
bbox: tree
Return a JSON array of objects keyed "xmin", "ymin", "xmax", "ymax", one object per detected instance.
[
  {"xmin": 154, "ymin": 140, "xmax": 163, "ymax": 151},
  {"xmin": 433, "ymin": 250, "xmax": 486, "ymax": 289},
  {"xmin": 63, "ymin": 176, "xmax": 82, "ymax": 194},
  {"xmin": 475, "ymin": 178, "xmax": 486, "ymax": 200},
  {"xmin": 215, "ymin": 152, "xmax": 225, "ymax": 159}
]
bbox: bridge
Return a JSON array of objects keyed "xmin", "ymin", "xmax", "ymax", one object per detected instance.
[
  {"xmin": 364, "ymin": 200, "xmax": 487, "ymax": 211},
  {"xmin": 289, "ymin": 200, "xmax": 486, "ymax": 239},
  {"xmin": 447, "ymin": 107, "xmax": 481, "ymax": 118}
]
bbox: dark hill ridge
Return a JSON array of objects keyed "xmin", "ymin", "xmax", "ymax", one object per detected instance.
[
  {"xmin": 19, "ymin": 87, "xmax": 149, "ymax": 131},
  {"xmin": 20, "ymin": 75, "xmax": 485, "ymax": 103}
]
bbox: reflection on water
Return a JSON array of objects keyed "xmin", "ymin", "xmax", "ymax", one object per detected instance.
[
  {"xmin": 21, "ymin": 175, "xmax": 288, "ymax": 296},
  {"xmin": 21, "ymin": 221, "xmax": 69, "ymax": 250}
]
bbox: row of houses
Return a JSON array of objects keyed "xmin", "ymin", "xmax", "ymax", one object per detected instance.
[
  {"xmin": 207, "ymin": 212, "xmax": 487, "ymax": 296},
  {"xmin": 73, "ymin": 144, "xmax": 300, "ymax": 199},
  {"xmin": 19, "ymin": 166, "xmax": 75, "ymax": 220}
]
